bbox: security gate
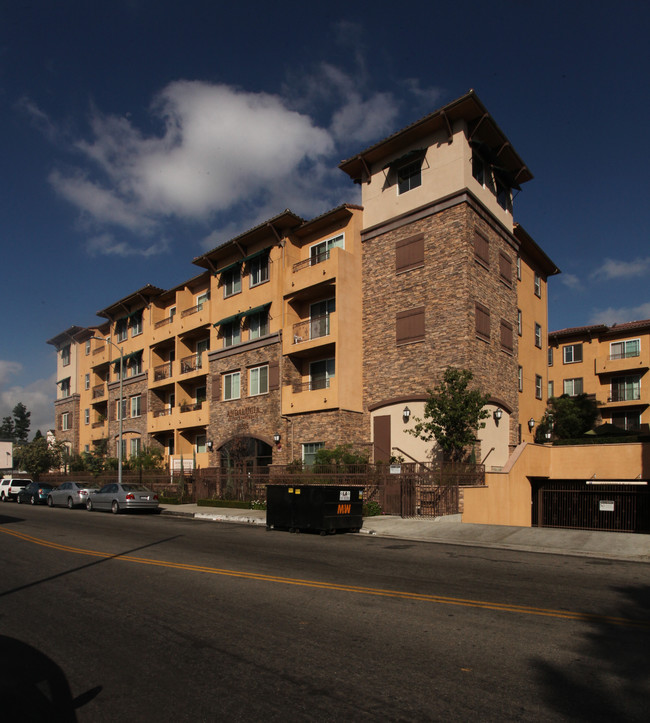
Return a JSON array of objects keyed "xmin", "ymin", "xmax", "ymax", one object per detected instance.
[{"xmin": 531, "ymin": 480, "xmax": 650, "ymax": 533}]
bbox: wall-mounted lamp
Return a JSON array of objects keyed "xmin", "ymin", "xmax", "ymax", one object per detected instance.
[
  {"xmin": 528, "ymin": 418, "xmax": 535, "ymax": 431},
  {"xmin": 273, "ymin": 433, "xmax": 281, "ymax": 445},
  {"xmin": 402, "ymin": 406, "xmax": 411, "ymax": 423},
  {"xmin": 493, "ymin": 407, "xmax": 503, "ymax": 422},
  {"xmin": 206, "ymin": 440, "xmax": 213, "ymax": 451}
]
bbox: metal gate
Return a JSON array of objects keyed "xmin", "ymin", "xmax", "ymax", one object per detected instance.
[{"xmin": 532, "ymin": 480, "xmax": 650, "ymax": 533}]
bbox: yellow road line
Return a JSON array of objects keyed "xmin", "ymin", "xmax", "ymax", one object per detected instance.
[{"xmin": 2, "ymin": 527, "xmax": 648, "ymax": 629}]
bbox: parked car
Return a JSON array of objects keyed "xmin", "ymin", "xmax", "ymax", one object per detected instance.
[
  {"xmin": 0, "ymin": 478, "xmax": 33, "ymax": 501},
  {"xmin": 86, "ymin": 483, "xmax": 159, "ymax": 514},
  {"xmin": 47, "ymin": 481, "xmax": 100, "ymax": 509},
  {"xmin": 16, "ymin": 481, "xmax": 55, "ymax": 505}
]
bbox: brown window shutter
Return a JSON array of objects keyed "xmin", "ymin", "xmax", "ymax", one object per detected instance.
[
  {"xmin": 475, "ymin": 302, "xmax": 490, "ymax": 340},
  {"xmin": 395, "ymin": 233, "xmax": 424, "ymax": 272},
  {"xmin": 211, "ymin": 374, "xmax": 221, "ymax": 401},
  {"xmin": 268, "ymin": 361, "xmax": 280, "ymax": 391},
  {"xmin": 499, "ymin": 252, "xmax": 512, "ymax": 285},
  {"xmin": 396, "ymin": 307, "xmax": 425, "ymax": 345},
  {"xmin": 474, "ymin": 231, "xmax": 489, "ymax": 265},
  {"xmin": 140, "ymin": 394, "xmax": 148, "ymax": 414},
  {"xmin": 500, "ymin": 319, "xmax": 513, "ymax": 352}
]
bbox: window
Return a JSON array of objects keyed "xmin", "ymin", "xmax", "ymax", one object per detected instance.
[
  {"xmin": 61, "ymin": 412, "xmax": 70, "ymax": 431},
  {"xmin": 84, "ymin": 408, "xmax": 90, "ymax": 425},
  {"xmin": 60, "ymin": 378, "xmax": 71, "ymax": 398},
  {"xmin": 535, "ymin": 323, "xmax": 542, "ymax": 348},
  {"xmin": 534, "ymin": 273, "xmax": 541, "ymax": 298},
  {"xmin": 195, "ymin": 434, "xmax": 207, "ymax": 454},
  {"xmin": 563, "ymin": 344, "xmax": 583, "ymax": 364},
  {"xmin": 516, "ymin": 256, "xmax": 521, "ymax": 280},
  {"xmin": 518, "ymin": 366, "xmax": 523, "ymax": 393},
  {"xmin": 474, "ymin": 232, "xmax": 489, "ymax": 267},
  {"xmin": 222, "ymin": 321, "xmax": 241, "ymax": 348},
  {"xmin": 563, "ymin": 378, "xmax": 583, "ymax": 396},
  {"xmin": 130, "ymin": 395, "xmax": 141, "ymax": 418},
  {"xmin": 395, "ymin": 234, "xmax": 424, "ymax": 273},
  {"xmin": 223, "ymin": 371, "xmax": 241, "ymax": 400},
  {"xmin": 249, "ymin": 365, "xmax": 269, "ymax": 396},
  {"xmin": 130, "ymin": 310, "xmax": 143, "ymax": 336},
  {"xmin": 61, "ymin": 345, "xmax": 71, "ymax": 366},
  {"xmin": 610, "ymin": 339, "xmax": 640, "ymax": 360},
  {"xmin": 116, "ymin": 319, "xmax": 128, "ymax": 342},
  {"xmin": 249, "ymin": 254, "xmax": 269, "ymax": 287},
  {"xmin": 397, "ymin": 160, "xmax": 422, "ymax": 194},
  {"xmin": 84, "ymin": 445, "xmax": 90, "ymax": 453},
  {"xmin": 85, "ymin": 340, "xmax": 91, "ymax": 356},
  {"xmin": 195, "ymin": 386, "xmax": 206, "ymax": 404},
  {"xmin": 310, "ymin": 358, "xmax": 335, "ymax": 390},
  {"xmin": 535, "ymin": 375, "xmax": 543, "ymax": 400},
  {"xmin": 310, "ymin": 234, "xmax": 344, "ymax": 265},
  {"xmin": 119, "ymin": 440, "xmax": 127, "ymax": 460},
  {"xmin": 500, "ymin": 320, "xmax": 514, "ymax": 353},
  {"xmin": 129, "ymin": 354, "xmax": 143, "ymax": 377},
  {"xmin": 611, "ymin": 376, "xmax": 641, "ymax": 402},
  {"xmin": 396, "ymin": 307, "xmax": 425, "ymax": 345},
  {"xmin": 310, "ymin": 299, "xmax": 335, "ymax": 340},
  {"xmin": 196, "ymin": 339, "xmax": 209, "ymax": 367},
  {"xmin": 517, "ymin": 309, "xmax": 522, "ymax": 336},
  {"xmin": 548, "ymin": 347, "xmax": 553, "ymax": 366},
  {"xmin": 499, "ymin": 253, "xmax": 512, "ymax": 286},
  {"xmin": 130, "ymin": 438, "xmax": 141, "ymax": 458},
  {"xmin": 475, "ymin": 303, "xmax": 490, "ymax": 341},
  {"xmin": 197, "ymin": 292, "xmax": 209, "ymax": 310},
  {"xmin": 611, "ymin": 411, "xmax": 640, "ymax": 432},
  {"xmin": 169, "ymin": 306, "xmax": 176, "ymax": 321},
  {"xmin": 302, "ymin": 442, "xmax": 324, "ymax": 467},
  {"xmin": 84, "ymin": 373, "xmax": 90, "ymax": 390},
  {"xmin": 248, "ymin": 310, "xmax": 269, "ymax": 340},
  {"xmin": 116, "ymin": 398, "xmax": 127, "ymax": 420},
  {"xmin": 495, "ymin": 178, "xmax": 511, "ymax": 211},
  {"xmin": 222, "ymin": 268, "xmax": 241, "ymax": 298}
]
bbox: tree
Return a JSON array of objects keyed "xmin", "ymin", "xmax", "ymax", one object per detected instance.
[
  {"xmin": 537, "ymin": 394, "xmax": 599, "ymax": 441},
  {"xmin": 407, "ymin": 367, "xmax": 491, "ymax": 462},
  {"xmin": 12, "ymin": 403, "xmax": 31, "ymax": 443},
  {"xmin": 13, "ymin": 437, "xmax": 65, "ymax": 479},
  {"xmin": 0, "ymin": 416, "xmax": 14, "ymax": 440}
]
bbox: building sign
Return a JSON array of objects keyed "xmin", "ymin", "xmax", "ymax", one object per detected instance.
[
  {"xmin": 226, "ymin": 406, "xmax": 261, "ymax": 420},
  {"xmin": 339, "ymin": 490, "xmax": 351, "ymax": 501},
  {"xmin": 390, "ymin": 464, "xmax": 401, "ymax": 474},
  {"xmin": 599, "ymin": 500, "xmax": 615, "ymax": 512},
  {"xmin": 172, "ymin": 458, "xmax": 194, "ymax": 471}
]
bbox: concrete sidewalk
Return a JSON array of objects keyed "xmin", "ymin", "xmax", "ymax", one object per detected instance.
[{"xmin": 159, "ymin": 503, "xmax": 650, "ymax": 563}]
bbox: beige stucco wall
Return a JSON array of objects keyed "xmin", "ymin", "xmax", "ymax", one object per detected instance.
[{"xmin": 463, "ymin": 441, "xmax": 650, "ymax": 527}]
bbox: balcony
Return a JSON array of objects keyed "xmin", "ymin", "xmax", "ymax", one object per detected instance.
[
  {"xmin": 180, "ymin": 354, "xmax": 206, "ymax": 375},
  {"xmin": 180, "ymin": 401, "xmax": 203, "ymax": 413},
  {"xmin": 285, "ymin": 246, "xmax": 344, "ymax": 297},
  {"xmin": 283, "ymin": 314, "xmax": 337, "ymax": 357},
  {"xmin": 282, "ymin": 377, "xmax": 338, "ymax": 415},
  {"xmin": 595, "ymin": 348, "xmax": 649, "ymax": 375},
  {"xmin": 292, "ymin": 314, "xmax": 331, "ymax": 344},
  {"xmin": 92, "ymin": 384, "xmax": 106, "ymax": 400},
  {"xmin": 149, "ymin": 408, "xmax": 179, "ymax": 433},
  {"xmin": 153, "ymin": 362, "xmax": 173, "ymax": 381}
]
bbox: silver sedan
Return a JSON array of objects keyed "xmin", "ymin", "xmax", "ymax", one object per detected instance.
[
  {"xmin": 47, "ymin": 481, "xmax": 100, "ymax": 509},
  {"xmin": 86, "ymin": 483, "xmax": 159, "ymax": 514}
]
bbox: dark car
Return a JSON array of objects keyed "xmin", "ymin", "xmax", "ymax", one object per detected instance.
[{"xmin": 16, "ymin": 482, "xmax": 55, "ymax": 505}]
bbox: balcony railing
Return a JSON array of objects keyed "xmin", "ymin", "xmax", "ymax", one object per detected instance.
[
  {"xmin": 609, "ymin": 349, "xmax": 640, "ymax": 361},
  {"xmin": 292, "ymin": 249, "xmax": 330, "ymax": 273},
  {"xmin": 608, "ymin": 389, "xmax": 641, "ymax": 403},
  {"xmin": 91, "ymin": 420, "xmax": 106, "ymax": 428},
  {"xmin": 180, "ymin": 402, "xmax": 203, "ymax": 413},
  {"xmin": 153, "ymin": 409, "xmax": 173, "ymax": 418},
  {"xmin": 154, "ymin": 316, "xmax": 174, "ymax": 329},
  {"xmin": 153, "ymin": 362, "xmax": 173, "ymax": 381},
  {"xmin": 294, "ymin": 378, "xmax": 331, "ymax": 393},
  {"xmin": 181, "ymin": 303, "xmax": 205, "ymax": 318},
  {"xmin": 92, "ymin": 345, "xmax": 104, "ymax": 355},
  {"xmin": 180, "ymin": 355, "xmax": 202, "ymax": 374},
  {"xmin": 92, "ymin": 384, "xmax": 106, "ymax": 399},
  {"xmin": 292, "ymin": 314, "xmax": 331, "ymax": 344}
]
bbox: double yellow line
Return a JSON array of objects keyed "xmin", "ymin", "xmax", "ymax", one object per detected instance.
[{"xmin": 2, "ymin": 527, "xmax": 648, "ymax": 629}]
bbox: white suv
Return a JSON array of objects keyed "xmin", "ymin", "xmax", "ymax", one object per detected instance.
[{"xmin": 0, "ymin": 478, "xmax": 33, "ymax": 501}]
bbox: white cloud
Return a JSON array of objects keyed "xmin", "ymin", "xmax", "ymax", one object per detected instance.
[
  {"xmin": 0, "ymin": 361, "xmax": 22, "ymax": 387},
  {"xmin": 48, "ymin": 81, "xmax": 335, "ymax": 250},
  {"xmin": 559, "ymin": 273, "xmax": 582, "ymax": 290},
  {"xmin": 588, "ymin": 302, "xmax": 650, "ymax": 326},
  {"xmin": 0, "ymin": 373, "xmax": 55, "ymax": 437},
  {"xmin": 591, "ymin": 257, "xmax": 650, "ymax": 280},
  {"xmin": 86, "ymin": 232, "xmax": 170, "ymax": 257}
]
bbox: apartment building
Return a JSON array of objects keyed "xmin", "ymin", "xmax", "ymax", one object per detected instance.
[
  {"xmin": 548, "ymin": 320, "xmax": 650, "ymax": 433},
  {"xmin": 48, "ymin": 90, "xmax": 558, "ymax": 471}
]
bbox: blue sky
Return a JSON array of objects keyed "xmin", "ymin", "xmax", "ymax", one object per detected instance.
[{"xmin": 1, "ymin": 1, "xmax": 648, "ymax": 434}]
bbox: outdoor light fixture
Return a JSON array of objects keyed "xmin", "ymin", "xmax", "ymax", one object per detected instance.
[
  {"xmin": 206, "ymin": 440, "xmax": 213, "ymax": 451},
  {"xmin": 493, "ymin": 407, "xmax": 503, "ymax": 422},
  {"xmin": 273, "ymin": 433, "xmax": 281, "ymax": 445},
  {"xmin": 402, "ymin": 406, "xmax": 411, "ymax": 423},
  {"xmin": 528, "ymin": 418, "xmax": 535, "ymax": 431}
]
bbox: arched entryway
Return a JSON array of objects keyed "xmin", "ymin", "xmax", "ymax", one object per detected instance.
[{"xmin": 218, "ymin": 436, "xmax": 273, "ymax": 472}]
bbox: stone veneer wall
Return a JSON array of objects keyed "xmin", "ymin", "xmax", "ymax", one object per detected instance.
[
  {"xmin": 362, "ymin": 197, "xmax": 520, "ymax": 451},
  {"xmin": 107, "ymin": 374, "xmax": 149, "ymax": 455},
  {"xmin": 280, "ymin": 409, "xmax": 369, "ymax": 463},
  {"xmin": 54, "ymin": 395, "xmax": 79, "ymax": 453}
]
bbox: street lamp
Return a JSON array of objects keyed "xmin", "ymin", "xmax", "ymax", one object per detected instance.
[{"xmin": 91, "ymin": 336, "xmax": 124, "ymax": 486}]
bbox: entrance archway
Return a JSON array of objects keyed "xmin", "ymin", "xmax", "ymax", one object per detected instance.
[{"xmin": 218, "ymin": 436, "xmax": 273, "ymax": 472}]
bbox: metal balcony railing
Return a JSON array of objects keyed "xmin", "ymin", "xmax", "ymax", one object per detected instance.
[
  {"xmin": 153, "ymin": 362, "xmax": 173, "ymax": 381},
  {"xmin": 608, "ymin": 388, "xmax": 641, "ymax": 402},
  {"xmin": 609, "ymin": 349, "xmax": 640, "ymax": 360},
  {"xmin": 180, "ymin": 402, "xmax": 203, "ymax": 413},
  {"xmin": 180, "ymin": 355, "xmax": 202, "ymax": 374},
  {"xmin": 292, "ymin": 314, "xmax": 331, "ymax": 344},
  {"xmin": 294, "ymin": 378, "xmax": 331, "ymax": 393},
  {"xmin": 92, "ymin": 384, "xmax": 106, "ymax": 399},
  {"xmin": 292, "ymin": 249, "xmax": 330, "ymax": 273},
  {"xmin": 153, "ymin": 409, "xmax": 173, "ymax": 418},
  {"xmin": 154, "ymin": 317, "xmax": 174, "ymax": 329}
]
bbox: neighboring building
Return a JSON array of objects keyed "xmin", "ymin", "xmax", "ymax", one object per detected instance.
[
  {"xmin": 1, "ymin": 440, "xmax": 13, "ymax": 473},
  {"xmin": 548, "ymin": 320, "xmax": 650, "ymax": 433},
  {"xmin": 47, "ymin": 90, "xmax": 558, "ymax": 472}
]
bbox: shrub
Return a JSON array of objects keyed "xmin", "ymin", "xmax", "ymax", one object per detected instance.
[{"xmin": 363, "ymin": 500, "xmax": 383, "ymax": 517}]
